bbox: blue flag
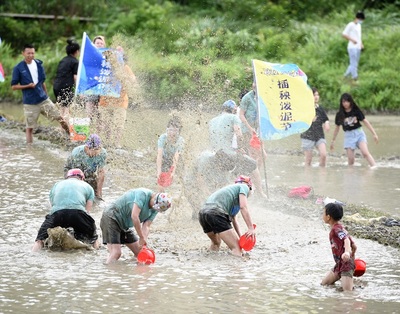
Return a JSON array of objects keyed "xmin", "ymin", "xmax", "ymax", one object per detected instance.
[{"xmin": 75, "ymin": 32, "xmax": 121, "ymax": 97}]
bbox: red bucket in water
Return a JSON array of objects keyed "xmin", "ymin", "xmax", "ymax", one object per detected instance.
[
  {"xmin": 239, "ymin": 224, "xmax": 257, "ymax": 251},
  {"xmin": 354, "ymin": 258, "xmax": 366, "ymax": 277},
  {"xmin": 137, "ymin": 245, "xmax": 156, "ymax": 265}
]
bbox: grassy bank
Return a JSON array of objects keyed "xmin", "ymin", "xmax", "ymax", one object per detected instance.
[{"xmin": 1, "ymin": 3, "xmax": 399, "ymax": 113}]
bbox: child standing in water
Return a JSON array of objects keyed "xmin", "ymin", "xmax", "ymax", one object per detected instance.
[
  {"xmin": 321, "ymin": 202, "xmax": 357, "ymax": 291},
  {"xmin": 330, "ymin": 93, "xmax": 378, "ymax": 167},
  {"xmin": 300, "ymin": 87, "xmax": 330, "ymax": 167}
]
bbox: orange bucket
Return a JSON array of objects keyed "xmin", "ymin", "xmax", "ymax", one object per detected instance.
[
  {"xmin": 239, "ymin": 224, "xmax": 257, "ymax": 251},
  {"xmin": 137, "ymin": 245, "xmax": 156, "ymax": 265},
  {"xmin": 354, "ymin": 258, "xmax": 366, "ymax": 277},
  {"xmin": 157, "ymin": 166, "xmax": 174, "ymax": 187},
  {"xmin": 249, "ymin": 132, "xmax": 261, "ymax": 149}
]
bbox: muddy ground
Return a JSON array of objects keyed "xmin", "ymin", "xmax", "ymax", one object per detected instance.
[{"xmin": 1, "ymin": 120, "xmax": 399, "ymax": 249}]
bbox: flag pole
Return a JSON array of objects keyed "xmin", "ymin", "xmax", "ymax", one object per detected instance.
[
  {"xmin": 252, "ymin": 61, "xmax": 269, "ymax": 198},
  {"xmin": 75, "ymin": 32, "xmax": 87, "ymax": 97}
]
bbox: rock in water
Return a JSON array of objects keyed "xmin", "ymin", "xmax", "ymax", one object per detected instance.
[{"xmin": 45, "ymin": 227, "xmax": 91, "ymax": 250}]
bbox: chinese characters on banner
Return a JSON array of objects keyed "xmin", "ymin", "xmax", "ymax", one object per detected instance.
[
  {"xmin": 75, "ymin": 32, "xmax": 121, "ymax": 97},
  {"xmin": 252, "ymin": 60, "xmax": 315, "ymax": 140}
]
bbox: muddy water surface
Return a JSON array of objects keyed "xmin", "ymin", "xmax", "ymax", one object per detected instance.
[{"xmin": 0, "ymin": 104, "xmax": 399, "ymax": 313}]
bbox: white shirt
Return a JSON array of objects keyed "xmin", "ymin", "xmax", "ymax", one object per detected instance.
[
  {"xmin": 342, "ymin": 21, "xmax": 362, "ymax": 49},
  {"xmin": 27, "ymin": 61, "xmax": 39, "ymax": 84}
]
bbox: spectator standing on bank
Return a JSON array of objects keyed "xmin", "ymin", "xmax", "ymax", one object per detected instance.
[
  {"xmin": 342, "ymin": 11, "xmax": 365, "ymax": 81},
  {"xmin": 53, "ymin": 39, "xmax": 80, "ymax": 120},
  {"xmin": 11, "ymin": 44, "xmax": 70, "ymax": 144}
]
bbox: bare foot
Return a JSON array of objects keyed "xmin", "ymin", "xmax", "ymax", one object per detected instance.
[
  {"xmin": 92, "ymin": 240, "xmax": 100, "ymax": 250},
  {"xmin": 209, "ymin": 244, "xmax": 220, "ymax": 252},
  {"xmin": 229, "ymin": 248, "xmax": 243, "ymax": 257},
  {"xmin": 32, "ymin": 240, "xmax": 44, "ymax": 252}
]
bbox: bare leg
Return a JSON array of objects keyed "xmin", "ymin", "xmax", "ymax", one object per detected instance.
[
  {"xmin": 60, "ymin": 106, "xmax": 69, "ymax": 121},
  {"xmin": 92, "ymin": 239, "xmax": 100, "ymax": 250},
  {"xmin": 321, "ymin": 270, "xmax": 340, "ymax": 286},
  {"xmin": 96, "ymin": 169, "xmax": 105, "ymax": 198},
  {"xmin": 26, "ymin": 127, "xmax": 34, "ymax": 144},
  {"xmin": 32, "ymin": 240, "xmax": 44, "ymax": 252},
  {"xmin": 304, "ymin": 150, "xmax": 313, "ymax": 166},
  {"xmin": 317, "ymin": 143, "xmax": 327, "ymax": 167},
  {"xmin": 105, "ymin": 243, "xmax": 122, "ymax": 264},
  {"xmin": 358, "ymin": 141, "xmax": 376, "ymax": 167},
  {"xmin": 218, "ymin": 229, "xmax": 242, "ymax": 256},
  {"xmin": 251, "ymin": 168, "xmax": 267, "ymax": 199},
  {"xmin": 57, "ymin": 116, "xmax": 70, "ymax": 136},
  {"xmin": 125, "ymin": 242, "xmax": 141, "ymax": 257},
  {"xmin": 346, "ymin": 148, "xmax": 355, "ymax": 166},
  {"xmin": 206, "ymin": 232, "xmax": 221, "ymax": 251},
  {"xmin": 341, "ymin": 276, "xmax": 354, "ymax": 291}
]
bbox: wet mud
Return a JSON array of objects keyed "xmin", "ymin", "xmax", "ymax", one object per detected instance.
[{"xmin": 1, "ymin": 120, "xmax": 399, "ymax": 250}]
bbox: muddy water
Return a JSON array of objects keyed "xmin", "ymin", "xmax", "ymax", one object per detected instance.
[{"xmin": 0, "ymin": 104, "xmax": 400, "ymax": 313}]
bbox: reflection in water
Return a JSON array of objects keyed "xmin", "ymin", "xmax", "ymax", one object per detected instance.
[
  {"xmin": 1, "ymin": 115, "xmax": 400, "ymax": 313},
  {"xmin": 266, "ymin": 154, "xmax": 400, "ymax": 215}
]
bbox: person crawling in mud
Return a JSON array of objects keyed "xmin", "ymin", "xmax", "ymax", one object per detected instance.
[
  {"xmin": 198, "ymin": 175, "xmax": 256, "ymax": 257},
  {"xmin": 100, "ymin": 189, "xmax": 172, "ymax": 264},
  {"xmin": 32, "ymin": 168, "xmax": 99, "ymax": 252},
  {"xmin": 64, "ymin": 134, "xmax": 107, "ymax": 201}
]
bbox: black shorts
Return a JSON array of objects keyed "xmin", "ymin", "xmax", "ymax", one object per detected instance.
[
  {"xmin": 100, "ymin": 213, "xmax": 138, "ymax": 245},
  {"xmin": 35, "ymin": 209, "xmax": 98, "ymax": 243},
  {"xmin": 198, "ymin": 204, "xmax": 232, "ymax": 234}
]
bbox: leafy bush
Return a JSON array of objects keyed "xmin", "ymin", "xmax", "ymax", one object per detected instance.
[{"xmin": 1, "ymin": 1, "xmax": 399, "ymax": 113}]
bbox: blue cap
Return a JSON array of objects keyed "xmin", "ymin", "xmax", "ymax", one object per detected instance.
[{"xmin": 222, "ymin": 100, "xmax": 236, "ymax": 110}]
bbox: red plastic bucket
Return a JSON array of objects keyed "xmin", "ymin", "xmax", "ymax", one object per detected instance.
[
  {"xmin": 137, "ymin": 245, "xmax": 156, "ymax": 265},
  {"xmin": 157, "ymin": 166, "xmax": 174, "ymax": 187},
  {"xmin": 239, "ymin": 224, "xmax": 257, "ymax": 251},
  {"xmin": 354, "ymin": 258, "xmax": 366, "ymax": 277},
  {"xmin": 249, "ymin": 132, "xmax": 261, "ymax": 149}
]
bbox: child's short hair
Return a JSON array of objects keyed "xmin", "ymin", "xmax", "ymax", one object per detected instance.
[
  {"xmin": 325, "ymin": 203, "xmax": 344, "ymax": 221},
  {"xmin": 167, "ymin": 116, "xmax": 182, "ymax": 131}
]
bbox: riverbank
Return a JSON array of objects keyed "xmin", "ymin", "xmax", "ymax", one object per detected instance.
[{"xmin": 1, "ymin": 118, "xmax": 399, "ymax": 250}]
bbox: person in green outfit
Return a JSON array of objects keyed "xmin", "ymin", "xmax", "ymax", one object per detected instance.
[
  {"xmin": 100, "ymin": 189, "xmax": 172, "ymax": 264},
  {"xmin": 198, "ymin": 175, "xmax": 256, "ymax": 257}
]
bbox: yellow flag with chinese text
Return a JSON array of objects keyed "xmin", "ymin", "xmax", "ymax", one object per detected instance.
[{"xmin": 252, "ymin": 60, "xmax": 314, "ymax": 140}]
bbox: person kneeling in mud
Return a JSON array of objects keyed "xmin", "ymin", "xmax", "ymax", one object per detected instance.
[
  {"xmin": 100, "ymin": 189, "xmax": 172, "ymax": 264},
  {"xmin": 32, "ymin": 169, "xmax": 99, "ymax": 252},
  {"xmin": 64, "ymin": 134, "xmax": 107, "ymax": 201},
  {"xmin": 198, "ymin": 175, "xmax": 256, "ymax": 257}
]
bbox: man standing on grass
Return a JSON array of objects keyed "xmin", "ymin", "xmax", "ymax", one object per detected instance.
[{"xmin": 342, "ymin": 11, "xmax": 365, "ymax": 82}]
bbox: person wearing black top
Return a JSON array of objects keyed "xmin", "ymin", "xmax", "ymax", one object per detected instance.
[
  {"xmin": 300, "ymin": 87, "xmax": 330, "ymax": 167},
  {"xmin": 330, "ymin": 93, "xmax": 378, "ymax": 167},
  {"xmin": 53, "ymin": 39, "xmax": 80, "ymax": 119}
]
